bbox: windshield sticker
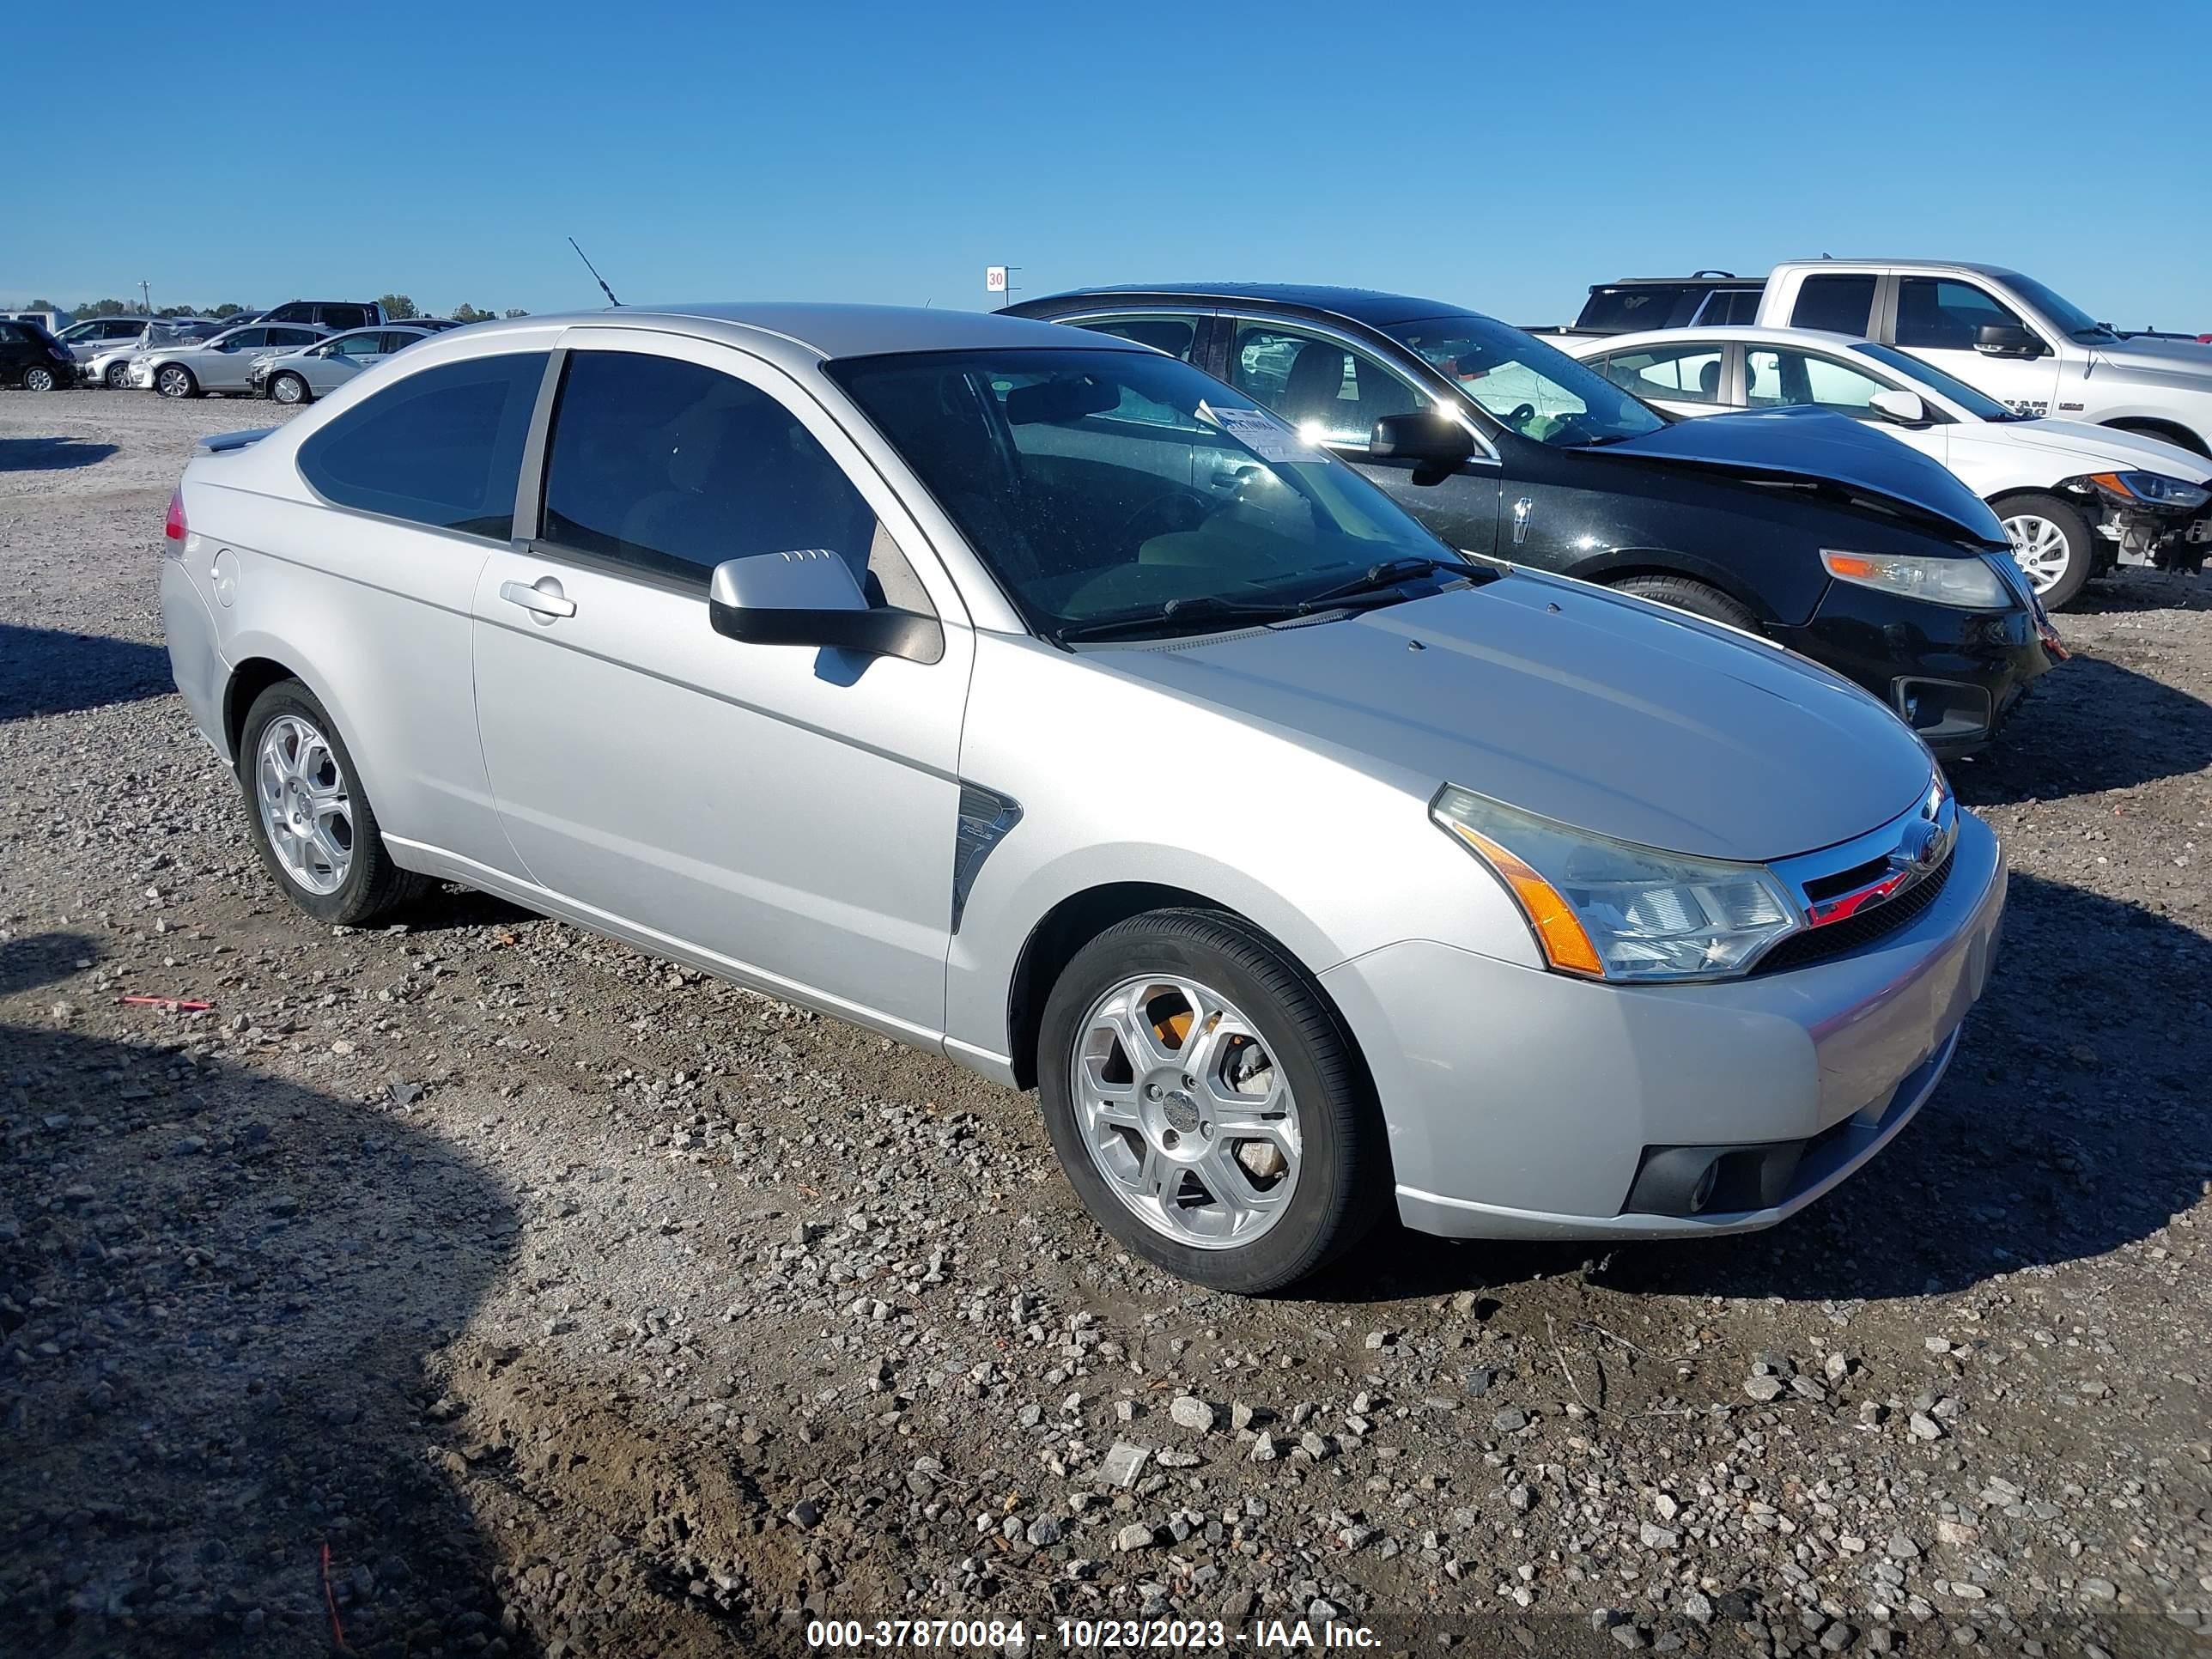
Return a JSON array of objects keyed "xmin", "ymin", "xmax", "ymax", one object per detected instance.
[{"xmin": 1200, "ymin": 403, "xmax": 1328, "ymax": 465}]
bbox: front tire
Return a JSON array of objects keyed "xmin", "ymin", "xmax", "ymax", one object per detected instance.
[
  {"xmin": 104, "ymin": 361, "xmax": 131, "ymax": 389},
  {"xmin": 1036, "ymin": 908, "xmax": 1386, "ymax": 1293},
  {"xmin": 237, "ymin": 681, "xmax": 428, "ymax": 927},
  {"xmin": 21, "ymin": 365, "xmax": 57, "ymax": 392},
  {"xmin": 155, "ymin": 364, "xmax": 196, "ymax": 398},
  {"xmin": 1610, "ymin": 574, "xmax": 1760, "ymax": 631},
  {"xmin": 1996, "ymin": 491, "xmax": 2094, "ymax": 610},
  {"xmin": 269, "ymin": 372, "xmax": 308, "ymax": 405}
]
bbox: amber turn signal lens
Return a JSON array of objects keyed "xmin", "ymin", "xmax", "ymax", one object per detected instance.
[{"xmin": 1444, "ymin": 822, "xmax": 1606, "ymax": 978}]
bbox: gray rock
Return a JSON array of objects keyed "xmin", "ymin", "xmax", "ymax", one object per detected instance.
[
  {"xmin": 1744, "ymin": 1376, "xmax": 1787, "ymax": 1401},
  {"xmin": 1638, "ymin": 1522, "xmax": 1679, "ymax": 1549},
  {"xmin": 1115, "ymin": 1522, "xmax": 1156, "ymax": 1553},
  {"xmin": 1492, "ymin": 1407, "xmax": 1528, "ymax": 1433},
  {"xmin": 1170, "ymin": 1395, "xmax": 1216, "ymax": 1433},
  {"xmin": 1886, "ymin": 1530, "xmax": 1921, "ymax": 1559}
]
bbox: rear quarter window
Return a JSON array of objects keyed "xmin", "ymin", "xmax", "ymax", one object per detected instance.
[
  {"xmin": 298, "ymin": 352, "xmax": 548, "ymax": 539},
  {"xmin": 1790, "ymin": 275, "xmax": 1878, "ymax": 336}
]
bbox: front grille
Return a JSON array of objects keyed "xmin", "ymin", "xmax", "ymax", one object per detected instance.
[{"xmin": 1753, "ymin": 848, "xmax": 1954, "ymax": 975}]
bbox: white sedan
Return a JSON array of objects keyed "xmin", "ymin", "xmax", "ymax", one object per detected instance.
[{"xmin": 1565, "ymin": 325, "xmax": 2212, "ymax": 607}]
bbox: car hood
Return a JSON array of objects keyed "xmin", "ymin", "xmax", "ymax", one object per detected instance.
[
  {"xmin": 1960, "ymin": 417, "xmax": 2212, "ymax": 478},
  {"xmin": 1089, "ymin": 570, "xmax": 1935, "ymax": 862},
  {"xmin": 1596, "ymin": 405, "xmax": 2008, "ymax": 543},
  {"xmin": 2083, "ymin": 342, "xmax": 2212, "ymax": 390}
]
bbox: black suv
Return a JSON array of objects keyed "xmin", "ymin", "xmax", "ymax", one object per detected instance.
[
  {"xmin": 1560, "ymin": 272, "xmax": 1766, "ymax": 336},
  {"xmin": 0, "ymin": 318, "xmax": 75, "ymax": 392},
  {"xmin": 248, "ymin": 300, "xmax": 386, "ymax": 331},
  {"xmin": 1004, "ymin": 283, "xmax": 2058, "ymax": 754}
]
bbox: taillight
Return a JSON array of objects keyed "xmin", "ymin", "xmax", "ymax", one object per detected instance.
[{"xmin": 164, "ymin": 489, "xmax": 187, "ymax": 547}]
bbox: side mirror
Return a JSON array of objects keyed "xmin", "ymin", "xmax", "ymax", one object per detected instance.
[
  {"xmin": 1974, "ymin": 323, "xmax": 2045, "ymax": 359},
  {"xmin": 708, "ymin": 550, "xmax": 943, "ymax": 665},
  {"xmin": 1369, "ymin": 413, "xmax": 1477, "ymax": 485},
  {"xmin": 1867, "ymin": 387, "xmax": 1926, "ymax": 424}
]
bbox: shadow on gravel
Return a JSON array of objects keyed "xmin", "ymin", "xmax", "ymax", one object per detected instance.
[
  {"xmin": 0, "ymin": 436, "xmax": 119, "ymax": 473},
  {"xmin": 0, "ymin": 623, "xmax": 172, "ymax": 723},
  {"xmin": 0, "ymin": 933, "xmax": 532, "ymax": 1658},
  {"xmin": 1308, "ymin": 872, "xmax": 2212, "ymax": 1308},
  {"xmin": 1951, "ymin": 653, "xmax": 2212, "ymax": 804}
]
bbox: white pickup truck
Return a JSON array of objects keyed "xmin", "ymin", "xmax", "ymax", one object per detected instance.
[{"xmin": 1549, "ymin": 261, "xmax": 2212, "ymax": 457}]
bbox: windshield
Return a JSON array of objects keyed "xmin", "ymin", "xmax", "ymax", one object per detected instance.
[
  {"xmin": 829, "ymin": 348, "xmax": 1464, "ymax": 639},
  {"xmin": 1846, "ymin": 342, "xmax": 2020, "ymax": 421},
  {"xmin": 2008, "ymin": 273, "xmax": 2118, "ymax": 344},
  {"xmin": 1383, "ymin": 313, "xmax": 1666, "ymax": 447}
]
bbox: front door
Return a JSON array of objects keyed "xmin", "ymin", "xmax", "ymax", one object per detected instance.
[
  {"xmin": 468, "ymin": 329, "xmax": 973, "ymax": 1042},
  {"xmin": 1221, "ymin": 318, "xmax": 1503, "ymax": 556},
  {"xmin": 1891, "ymin": 276, "xmax": 2063, "ymax": 420}
]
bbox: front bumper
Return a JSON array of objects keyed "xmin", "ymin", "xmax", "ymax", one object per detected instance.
[
  {"xmin": 1782, "ymin": 582, "xmax": 2055, "ymax": 757},
  {"xmin": 1322, "ymin": 810, "xmax": 2006, "ymax": 1241},
  {"xmin": 129, "ymin": 363, "xmax": 155, "ymax": 388}
]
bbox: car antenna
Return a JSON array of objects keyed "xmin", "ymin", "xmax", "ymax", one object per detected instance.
[{"xmin": 568, "ymin": 237, "xmax": 623, "ymax": 307}]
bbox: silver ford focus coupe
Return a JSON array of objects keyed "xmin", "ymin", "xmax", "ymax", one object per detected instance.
[{"xmin": 160, "ymin": 305, "xmax": 2004, "ymax": 1292}]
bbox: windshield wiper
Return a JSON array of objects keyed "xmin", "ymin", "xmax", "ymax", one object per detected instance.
[
  {"xmin": 1297, "ymin": 556, "xmax": 1486, "ymax": 607},
  {"xmin": 1051, "ymin": 593, "xmax": 1306, "ymax": 645}
]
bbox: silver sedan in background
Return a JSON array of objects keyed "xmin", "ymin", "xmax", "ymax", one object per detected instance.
[
  {"xmin": 132, "ymin": 321, "xmax": 329, "ymax": 398},
  {"xmin": 250, "ymin": 326, "xmax": 433, "ymax": 404},
  {"xmin": 158, "ymin": 304, "xmax": 2004, "ymax": 1291}
]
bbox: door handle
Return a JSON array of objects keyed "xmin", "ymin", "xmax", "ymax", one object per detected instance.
[{"xmin": 500, "ymin": 577, "xmax": 576, "ymax": 619}]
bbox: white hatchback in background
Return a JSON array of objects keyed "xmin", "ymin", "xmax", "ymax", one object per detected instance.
[{"xmin": 1566, "ymin": 325, "xmax": 2212, "ymax": 608}]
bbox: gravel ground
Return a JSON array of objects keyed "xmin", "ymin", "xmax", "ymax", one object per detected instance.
[{"xmin": 2, "ymin": 391, "xmax": 2208, "ymax": 1659}]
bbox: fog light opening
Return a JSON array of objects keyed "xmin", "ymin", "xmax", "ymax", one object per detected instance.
[{"xmin": 1687, "ymin": 1158, "xmax": 1720, "ymax": 1215}]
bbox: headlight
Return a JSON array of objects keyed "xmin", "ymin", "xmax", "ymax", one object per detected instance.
[
  {"xmin": 2087, "ymin": 471, "xmax": 2210, "ymax": 511},
  {"xmin": 1431, "ymin": 786, "xmax": 1799, "ymax": 982},
  {"xmin": 1819, "ymin": 550, "xmax": 2012, "ymax": 611}
]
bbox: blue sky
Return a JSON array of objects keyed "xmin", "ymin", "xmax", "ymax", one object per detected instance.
[{"xmin": 8, "ymin": 0, "xmax": 2207, "ymax": 330}]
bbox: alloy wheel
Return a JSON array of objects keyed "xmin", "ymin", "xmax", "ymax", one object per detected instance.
[
  {"xmin": 270, "ymin": 374, "xmax": 304, "ymax": 405},
  {"xmin": 22, "ymin": 366, "xmax": 54, "ymax": 392},
  {"xmin": 254, "ymin": 714, "xmax": 354, "ymax": 895},
  {"xmin": 105, "ymin": 362, "xmax": 131, "ymax": 389},
  {"xmin": 1070, "ymin": 974, "xmax": 1301, "ymax": 1249},
  {"xmin": 2002, "ymin": 514, "xmax": 2071, "ymax": 595},
  {"xmin": 156, "ymin": 367, "xmax": 190, "ymax": 398}
]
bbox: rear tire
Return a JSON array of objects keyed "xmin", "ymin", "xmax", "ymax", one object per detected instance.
[
  {"xmin": 1995, "ymin": 491, "xmax": 2094, "ymax": 610},
  {"xmin": 1611, "ymin": 574, "xmax": 1760, "ymax": 631},
  {"xmin": 236, "ymin": 680, "xmax": 428, "ymax": 927},
  {"xmin": 1036, "ymin": 908, "xmax": 1387, "ymax": 1293}
]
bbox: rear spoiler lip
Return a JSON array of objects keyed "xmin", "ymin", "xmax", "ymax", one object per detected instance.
[{"xmin": 195, "ymin": 426, "xmax": 277, "ymax": 454}]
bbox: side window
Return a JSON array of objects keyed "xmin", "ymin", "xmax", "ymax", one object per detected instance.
[
  {"xmin": 1743, "ymin": 348, "xmax": 1890, "ymax": 413},
  {"xmin": 1229, "ymin": 323, "xmax": 1427, "ymax": 446},
  {"xmin": 0, "ymin": 324, "xmax": 22, "ymax": 344},
  {"xmin": 539, "ymin": 349, "xmax": 933, "ymax": 613},
  {"xmin": 1705, "ymin": 290, "xmax": 1763, "ymax": 326},
  {"xmin": 1789, "ymin": 275, "xmax": 1878, "ymax": 337},
  {"xmin": 1894, "ymin": 278, "xmax": 2025, "ymax": 350},
  {"xmin": 1072, "ymin": 316, "xmax": 1198, "ymax": 362},
  {"xmin": 299, "ymin": 351, "xmax": 547, "ymax": 538},
  {"xmin": 274, "ymin": 329, "xmax": 319, "ymax": 348},
  {"xmin": 319, "ymin": 306, "xmax": 370, "ymax": 331},
  {"xmin": 331, "ymin": 332, "xmax": 381, "ymax": 359},
  {"xmin": 1596, "ymin": 343, "xmax": 1725, "ymax": 404}
]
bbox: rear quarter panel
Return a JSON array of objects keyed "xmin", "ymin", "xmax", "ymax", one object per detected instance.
[{"xmin": 180, "ymin": 457, "xmax": 510, "ymax": 868}]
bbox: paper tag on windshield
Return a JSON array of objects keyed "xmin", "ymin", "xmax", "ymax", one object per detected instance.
[{"xmin": 1201, "ymin": 403, "xmax": 1327, "ymax": 465}]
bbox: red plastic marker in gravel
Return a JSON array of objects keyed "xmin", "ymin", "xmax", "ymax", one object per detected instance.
[{"xmin": 118, "ymin": 995, "xmax": 213, "ymax": 1012}]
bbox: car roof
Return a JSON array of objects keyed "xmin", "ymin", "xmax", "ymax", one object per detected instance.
[
  {"xmin": 456, "ymin": 302, "xmax": 1147, "ymax": 361},
  {"xmin": 1593, "ymin": 274, "xmax": 1763, "ymax": 288},
  {"xmin": 1016, "ymin": 283, "xmax": 1478, "ymax": 328},
  {"xmin": 1565, "ymin": 325, "xmax": 1875, "ymax": 354},
  {"xmin": 1779, "ymin": 258, "xmax": 2023, "ymax": 281}
]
